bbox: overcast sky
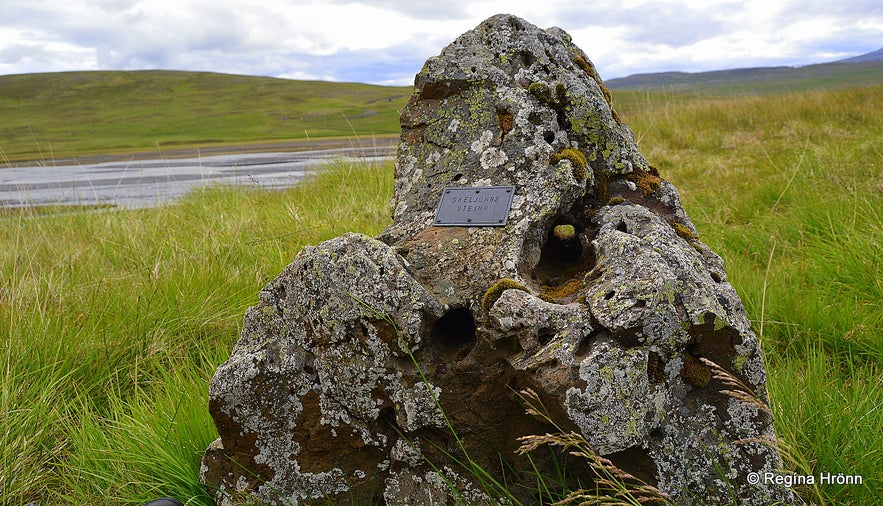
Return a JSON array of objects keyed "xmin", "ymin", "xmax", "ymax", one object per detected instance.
[{"xmin": 2, "ymin": 0, "xmax": 881, "ymax": 85}]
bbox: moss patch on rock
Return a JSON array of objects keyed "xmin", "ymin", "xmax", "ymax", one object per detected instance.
[
  {"xmin": 553, "ymin": 224, "xmax": 576, "ymax": 240},
  {"xmin": 481, "ymin": 278, "xmax": 529, "ymax": 310},
  {"xmin": 627, "ymin": 168, "xmax": 663, "ymax": 196},
  {"xmin": 672, "ymin": 221, "xmax": 699, "ymax": 242},
  {"xmin": 538, "ymin": 277, "xmax": 585, "ymax": 304},
  {"xmin": 550, "ymin": 148, "xmax": 588, "ymax": 169}
]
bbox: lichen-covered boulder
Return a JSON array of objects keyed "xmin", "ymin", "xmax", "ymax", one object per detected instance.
[{"xmin": 201, "ymin": 14, "xmax": 794, "ymax": 505}]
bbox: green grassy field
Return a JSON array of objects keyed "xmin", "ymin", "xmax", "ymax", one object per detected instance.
[
  {"xmin": 3, "ymin": 64, "xmax": 880, "ymax": 163},
  {"xmin": 1, "ymin": 81, "xmax": 881, "ymax": 504},
  {"xmin": 0, "ymin": 70, "xmax": 410, "ymax": 162}
]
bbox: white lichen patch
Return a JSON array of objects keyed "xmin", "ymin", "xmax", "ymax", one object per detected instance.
[
  {"xmin": 268, "ymin": 467, "xmax": 349, "ymax": 505},
  {"xmin": 390, "ymin": 438, "xmax": 424, "ymax": 467},
  {"xmin": 393, "ymin": 380, "xmax": 445, "ymax": 431},
  {"xmin": 565, "ymin": 340, "xmax": 667, "ymax": 455},
  {"xmin": 479, "ymin": 147, "xmax": 508, "ymax": 170},
  {"xmin": 470, "ymin": 129, "xmax": 494, "ymax": 153}
]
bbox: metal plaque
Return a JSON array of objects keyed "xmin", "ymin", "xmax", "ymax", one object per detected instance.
[{"xmin": 433, "ymin": 186, "xmax": 515, "ymax": 227}]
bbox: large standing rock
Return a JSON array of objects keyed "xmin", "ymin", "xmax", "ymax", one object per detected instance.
[{"xmin": 201, "ymin": 14, "xmax": 794, "ymax": 505}]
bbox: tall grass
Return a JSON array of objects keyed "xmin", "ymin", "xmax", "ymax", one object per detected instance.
[
  {"xmin": 0, "ymin": 161, "xmax": 393, "ymax": 505},
  {"xmin": 2, "ymin": 84, "xmax": 880, "ymax": 504},
  {"xmin": 617, "ymin": 84, "xmax": 882, "ymax": 504}
]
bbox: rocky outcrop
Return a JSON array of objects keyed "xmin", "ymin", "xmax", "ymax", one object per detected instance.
[{"xmin": 201, "ymin": 14, "xmax": 793, "ymax": 505}]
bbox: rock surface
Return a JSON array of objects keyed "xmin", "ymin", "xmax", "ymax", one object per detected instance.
[{"xmin": 201, "ymin": 14, "xmax": 794, "ymax": 505}]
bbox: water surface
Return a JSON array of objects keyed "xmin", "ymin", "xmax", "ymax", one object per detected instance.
[{"xmin": 1, "ymin": 147, "xmax": 393, "ymax": 208}]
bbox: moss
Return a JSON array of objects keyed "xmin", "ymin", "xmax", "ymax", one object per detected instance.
[
  {"xmin": 627, "ymin": 169, "xmax": 662, "ymax": 197},
  {"xmin": 607, "ymin": 196, "xmax": 625, "ymax": 205},
  {"xmin": 672, "ymin": 221, "xmax": 699, "ymax": 242},
  {"xmin": 550, "ymin": 148, "xmax": 587, "ymax": 169},
  {"xmin": 598, "ymin": 82, "xmax": 614, "ymax": 110},
  {"xmin": 553, "ymin": 224, "xmax": 576, "ymax": 240},
  {"xmin": 481, "ymin": 278, "xmax": 529, "ymax": 310},
  {"xmin": 550, "ymin": 148, "xmax": 589, "ymax": 180},
  {"xmin": 681, "ymin": 353, "xmax": 711, "ymax": 388},
  {"xmin": 572, "ymin": 163, "xmax": 589, "ymax": 181},
  {"xmin": 538, "ymin": 277, "xmax": 585, "ymax": 304},
  {"xmin": 572, "ymin": 56, "xmax": 599, "ymax": 80}
]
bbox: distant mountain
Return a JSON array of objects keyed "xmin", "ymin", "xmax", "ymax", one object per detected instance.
[
  {"xmin": 836, "ymin": 47, "xmax": 883, "ymax": 63},
  {"xmin": 605, "ymin": 54, "xmax": 883, "ymax": 94}
]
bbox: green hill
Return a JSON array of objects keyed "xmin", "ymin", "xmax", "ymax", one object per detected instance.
[
  {"xmin": 0, "ymin": 70, "xmax": 411, "ymax": 163},
  {"xmin": 605, "ymin": 60, "xmax": 883, "ymax": 94},
  {"xmin": 3, "ymin": 62, "xmax": 882, "ymax": 164}
]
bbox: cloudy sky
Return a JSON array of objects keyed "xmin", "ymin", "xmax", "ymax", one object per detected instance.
[{"xmin": 2, "ymin": 0, "xmax": 881, "ymax": 85}]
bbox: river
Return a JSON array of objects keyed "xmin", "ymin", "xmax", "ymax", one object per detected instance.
[{"xmin": 1, "ymin": 145, "xmax": 395, "ymax": 209}]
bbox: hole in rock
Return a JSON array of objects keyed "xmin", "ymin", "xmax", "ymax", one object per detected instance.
[
  {"xmin": 431, "ymin": 308, "xmax": 477, "ymax": 350},
  {"xmin": 518, "ymin": 50, "xmax": 536, "ymax": 67},
  {"xmin": 710, "ymin": 272, "xmax": 722, "ymax": 283},
  {"xmin": 532, "ymin": 221, "xmax": 596, "ymax": 289},
  {"xmin": 452, "ymin": 173, "xmax": 464, "ymax": 181},
  {"xmin": 272, "ymin": 284, "xmax": 287, "ymax": 301},
  {"xmin": 576, "ymin": 328, "xmax": 610, "ymax": 357},
  {"xmin": 555, "ymin": 109, "xmax": 570, "ymax": 130},
  {"xmin": 537, "ymin": 329, "xmax": 555, "ymax": 346},
  {"xmin": 607, "ymin": 446, "xmax": 660, "ymax": 490},
  {"xmin": 604, "ymin": 290, "xmax": 615, "ymax": 300},
  {"xmin": 647, "ymin": 351, "xmax": 665, "ymax": 384},
  {"xmin": 616, "ymin": 221, "xmax": 628, "ymax": 233},
  {"xmin": 543, "ymin": 131, "xmax": 555, "ymax": 144},
  {"xmin": 379, "ymin": 407, "xmax": 400, "ymax": 432}
]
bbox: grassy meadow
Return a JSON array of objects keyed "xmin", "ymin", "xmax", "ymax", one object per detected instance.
[
  {"xmin": 1, "ymin": 78, "xmax": 881, "ymax": 505},
  {"xmin": 0, "ymin": 71, "xmax": 410, "ymax": 162}
]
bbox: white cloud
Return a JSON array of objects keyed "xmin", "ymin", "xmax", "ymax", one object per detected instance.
[{"xmin": 1, "ymin": 0, "xmax": 881, "ymax": 83}]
